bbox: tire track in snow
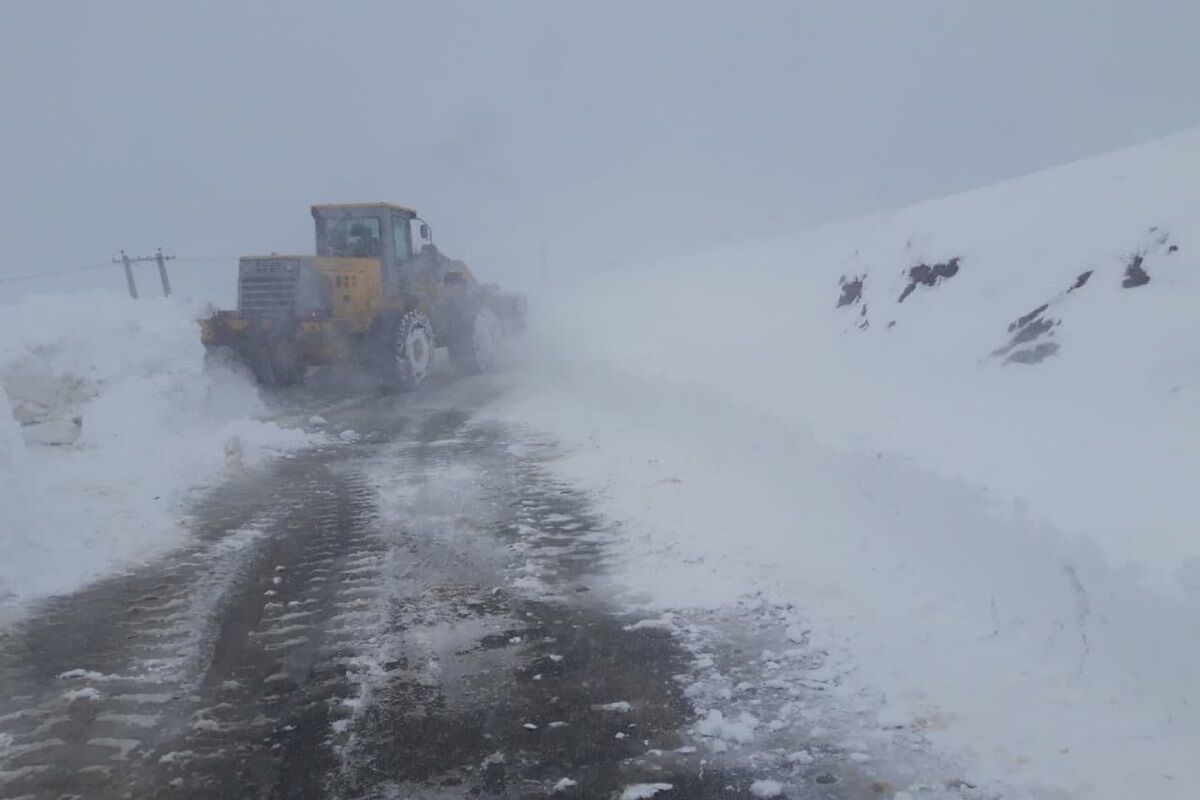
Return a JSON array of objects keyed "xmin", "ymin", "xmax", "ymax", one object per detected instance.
[
  {"xmin": 0, "ymin": 520, "xmax": 270, "ymax": 798},
  {"xmin": 0, "ymin": 410, "xmax": 371, "ymax": 799},
  {"xmin": 129, "ymin": 463, "xmax": 390, "ymax": 799}
]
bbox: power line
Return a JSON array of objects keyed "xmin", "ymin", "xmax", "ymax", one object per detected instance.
[
  {"xmin": 0, "ymin": 262, "xmax": 115, "ymax": 284},
  {"xmin": 0, "ymin": 255, "xmax": 240, "ymax": 286}
]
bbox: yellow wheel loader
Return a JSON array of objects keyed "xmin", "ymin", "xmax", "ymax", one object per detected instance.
[{"xmin": 201, "ymin": 203, "xmax": 525, "ymax": 388}]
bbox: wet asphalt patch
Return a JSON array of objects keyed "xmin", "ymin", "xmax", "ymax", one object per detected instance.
[
  {"xmin": 331, "ymin": 397, "xmax": 773, "ymax": 798},
  {"xmin": 338, "ymin": 600, "xmax": 709, "ymax": 799}
]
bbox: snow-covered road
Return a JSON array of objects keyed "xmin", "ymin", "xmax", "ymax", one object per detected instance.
[{"xmin": 0, "ymin": 379, "xmax": 964, "ymax": 799}]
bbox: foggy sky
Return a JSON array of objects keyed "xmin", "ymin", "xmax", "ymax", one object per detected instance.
[{"xmin": 1, "ymin": 0, "xmax": 1197, "ymax": 299}]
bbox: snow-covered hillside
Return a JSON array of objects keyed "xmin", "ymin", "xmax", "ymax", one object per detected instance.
[
  {"xmin": 496, "ymin": 129, "xmax": 1200, "ymax": 799},
  {"xmin": 0, "ymin": 292, "xmax": 321, "ymax": 612}
]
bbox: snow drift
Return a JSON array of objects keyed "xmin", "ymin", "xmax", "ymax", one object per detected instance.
[
  {"xmin": 496, "ymin": 129, "xmax": 1200, "ymax": 798},
  {"xmin": 0, "ymin": 291, "xmax": 321, "ymax": 611}
]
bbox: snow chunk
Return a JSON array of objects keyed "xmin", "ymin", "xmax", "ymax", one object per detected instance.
[
  {"xmin": 620, "ymin": 783, "xmax": 673, "ymax": 799},
  {"xmin": 749, "ymin": 780, "xmax": 785, "ymax": 797},
  {"xmin": 58, "ymin": 668, "xmax": 120, "ymax": 682},
  {"xmin": 694, "ymin": 709, "xmax": 758, "ymax": 744},
  {"xmin": 593, "ymin": 701, "xmax": 632, "ymax": 713},
  {"xmin": 624, "ymin": 614, "xmax": 675, "ymax": 632},
  {"xmin": 553, "ymin": 777, "xmax": 578, "ymax": 791},
  {"xmin": 64, "ymin": 687, "xmax": 103, "ymax": 703}
]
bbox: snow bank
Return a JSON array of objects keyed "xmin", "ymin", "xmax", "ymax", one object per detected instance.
[
  {"xmin": 495, "ymin": 129, "xmax": 1200, "ymax": 798},
  {"xmin": 532, "ymin": 128, "xmax": 1200, "ymax": 585},
  {"xmin": 0, "ymin": 290, "xmax": 322, "ymax": 609}
]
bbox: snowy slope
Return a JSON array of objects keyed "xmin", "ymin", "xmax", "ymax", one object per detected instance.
[
  {"xmin": 495, "ymin": 129, "xmax": 1200, "ymax": 799},
  {"xmin": 0, "ymin": 291, "xmax": 322, "ymax": 613}
]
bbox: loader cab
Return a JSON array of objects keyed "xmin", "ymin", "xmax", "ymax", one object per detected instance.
[{"xmin": 312, "ymin": 202, "xmax": 418, "ymax": 295}]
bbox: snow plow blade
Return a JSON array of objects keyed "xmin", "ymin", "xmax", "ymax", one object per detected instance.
[{"xmin": 201, "ymin": 311, "xmax": 342, "ymax": 387}]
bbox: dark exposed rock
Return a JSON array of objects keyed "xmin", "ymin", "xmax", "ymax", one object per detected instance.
[
  {"xmin": 1122, "ymin": 255, "xmax": 1150, "ymax": 288},
  {"xmin": 995, "ymin": 300, "xmax": 1058, "ymax": 358},
  {"xmin": 1005, "ymin": 342, "xmax": 1060, "ymax": 364},
  {"xmin": 1069, "ymin": 270, "xmax": 1093, "ymax": 291},
  {"xmin": 1009, "ymin": 304, "xmax": 1049, "ymax": 333},
  {"xmin": 1010, "ymin": 317, "xmax": 1055, "ymax": 348},
  {"xmin": 897, "ymin": 258, "xmax": 960, "ymax": 303},
  {"xmin": 837, "ymin": 275, "xmax": 864, "ymax": 308},
  {"xmin": 993, "ymin": 316, "xmax": 1057, "ymax": 357}
]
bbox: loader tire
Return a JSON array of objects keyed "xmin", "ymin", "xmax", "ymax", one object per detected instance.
[
  {"xmin": 376, "ymin": 310, "xmax": 435, "ymax": 389},
  {"xmin": 449, "ymin": 305, "xmax": 502, "ymax": 375}
]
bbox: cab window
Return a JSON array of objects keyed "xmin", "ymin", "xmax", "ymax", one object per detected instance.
[
  {"xmin": 393, "ymin": 216, "xmax": 413, "ymax": 263},
  {"xmin": 318, "ymin": 216, "xmax": 382, "ymax": 258}
]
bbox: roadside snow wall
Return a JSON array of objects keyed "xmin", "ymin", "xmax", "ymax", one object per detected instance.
[
  {"xmin": 0, "ymin": 291, "xmax": 321, "ymax": 609},
  {"xmin": 499, "ymin": 129, "xmax": 1200, "ymax": 799}
]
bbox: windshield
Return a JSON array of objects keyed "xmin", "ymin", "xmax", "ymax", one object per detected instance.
[{"xmin": 318, "ymin": 215, "xmax": 382, "ymax": 258}]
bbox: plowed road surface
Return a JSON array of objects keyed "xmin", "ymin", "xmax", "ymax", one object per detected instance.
[{"xmin": 0, "ymin": 378, "xmax": 871, "ymax": 800}]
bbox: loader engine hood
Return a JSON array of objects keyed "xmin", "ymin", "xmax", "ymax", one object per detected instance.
[{"xmin": 237, "ymin": 256, "xmax": 330, "ymax": 317}]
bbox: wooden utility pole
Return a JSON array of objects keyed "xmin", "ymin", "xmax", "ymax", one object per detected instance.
[
  {"xmin": 116, "ymin": 251, "xmax": 138, "ymax": 299},
  {"xmin": 154, "ymin": 248, "xmax": 174, "ymax": 296},
  {"xmin": 113, "ymin": 249, "xmax": 175, "ymax": 298}
]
